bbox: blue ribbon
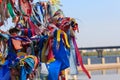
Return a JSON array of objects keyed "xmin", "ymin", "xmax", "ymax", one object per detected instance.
[
  {"xmin": 33, "ymin": 2, "xmax": 44, "ymax": 25},
  {"xmin": 69, "ymin": 39, "xmax": 78, "ymax": 75},
  {"xmin": 47, "ymin": 60, "xmax": 61, "ymax": 80},
  {"xmin": 20, "ymin": 58, "xmax": 35, "ymax": 80},
  {"xmin": 52, "ymin": 36, "xmax": 70, "ymax": 71},
  {"xmin": 28, "ymin": 29, "xmax": 32, "ymax": 38},
  {"xmin": 7, "ymin": 37, "xmax": 17, "ymax": 60},
  {"xmin": 36, "ymin": 2, "xmax": 44, "ymax": 21},
  {"xmin": 38, "ymin": 35, "xmax": 48, "ymax": 60}
]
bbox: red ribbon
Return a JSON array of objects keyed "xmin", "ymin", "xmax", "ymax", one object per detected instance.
[
  {"xmin": 58, "ymin": 18, "xmax": 70, "ymax": 32},
  {"xmin": 73, "ymin": 37, "xmax": 91, "ymax": 79},
  {"xmin": 0, "ymin": 0, "xmax": 2, "ymax": 3},
  {"xmin": 19, "ymin": 0, "xmax": 32, "ymax": 16},
  {"xmin": 28, "ymin": 19, "xmax": 36, "ymax": 36},
  {"xmin": 47, "ymin": 37, "xmax": 55, "ymax": 62},
  {"xmin": 24, "ymin": 28, "xmax": 28, "ymax": 36}
]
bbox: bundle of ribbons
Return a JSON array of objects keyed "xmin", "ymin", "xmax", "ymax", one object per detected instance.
[{"xmin": 0, "ymin": 0, "xmax": 91, "ymax": 80}]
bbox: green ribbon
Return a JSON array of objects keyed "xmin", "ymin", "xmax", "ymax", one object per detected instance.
[
  {"xmin": 7, "ymin": 2, "xmax": 15, "ymax": 18},
  {"xmin": 19, "ymin": 5, "xmax": 26, "ymax": 15}
]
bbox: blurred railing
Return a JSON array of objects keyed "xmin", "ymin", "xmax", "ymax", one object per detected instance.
[{"xmin": 65, "ymin": 57, "xmax": 120, "ymax": 80}]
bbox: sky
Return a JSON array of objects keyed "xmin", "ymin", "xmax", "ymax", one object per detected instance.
[
  {"xmin": 0, "ymin": 0, "xmax": 120, "ymax": 47},
  {"xmin": 60, "ymin": 0, "xmax": 120, "ymax": 47}
]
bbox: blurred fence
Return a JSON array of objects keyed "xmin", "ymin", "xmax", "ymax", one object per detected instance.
[{"xmin": 65, "ymin": 57, "xmax": 120, "ymax": 80}]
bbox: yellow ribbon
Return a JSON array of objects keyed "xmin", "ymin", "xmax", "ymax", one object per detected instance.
[
  {"xmin": 20, "ymin": 19, "xmax": 25, "ymax": 26},
  {"xmin": 0, "ymin": 53, "xmax": 5, "ymax": 65},
  {"xmin": 49, "ymin": 0, "xmax": 60, "ymax": 5},
  {"xmin": 20, "ymin": 55, "xmax": 38, "ymax": 69},
  {"xmin": 57, "ymin": 29, "xmax": 70, "ymax": 48},
  {"xmin": 41, "ymin": 40, "xmax": 49, "ymax": 62},
  {"xmin": 47, "ymin": 58, "xmax": 55, "ymax": 63}
]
